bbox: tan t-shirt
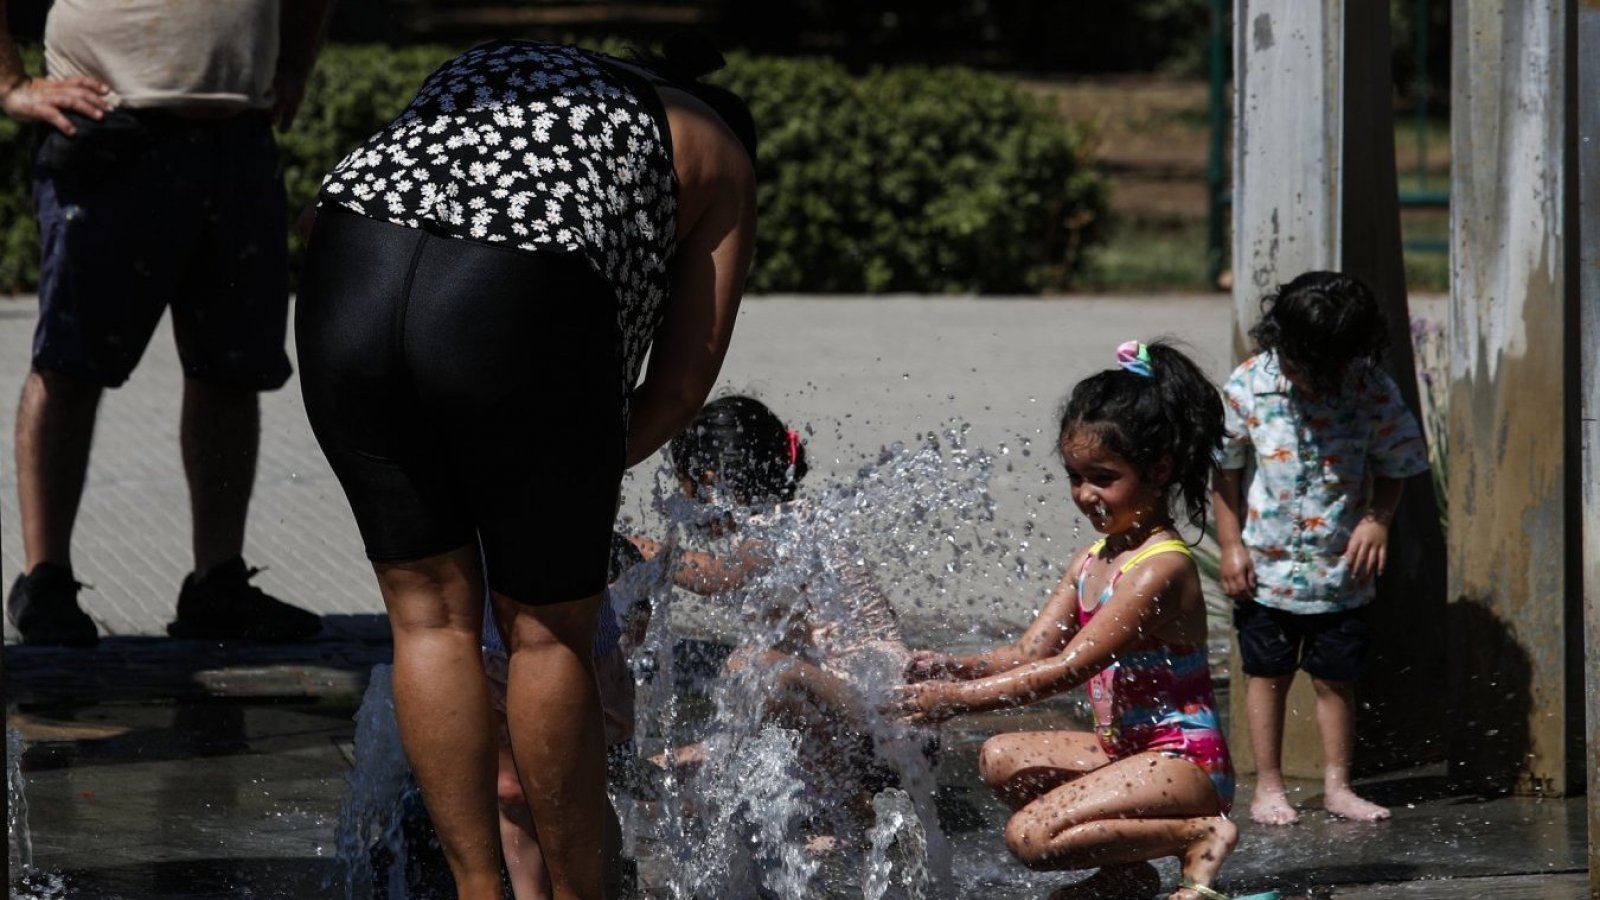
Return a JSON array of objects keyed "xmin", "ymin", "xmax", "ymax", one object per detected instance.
[{"xmin": 44, "ymin": 0, "xmax": 280, "ymax": 111}]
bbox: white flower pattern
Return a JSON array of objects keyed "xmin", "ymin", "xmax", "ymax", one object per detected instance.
[{"xmin": 319, "ymin": 41, "xmax": 679, "ymax": 398}]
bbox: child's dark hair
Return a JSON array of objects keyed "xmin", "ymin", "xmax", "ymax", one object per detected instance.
[
  {"xmin": 628, "ymin": 32, "xmax": 758, "ymax": 164},
  {"xmin": 1058, "ymin": 340, "xmax": 1224, "ymax": 535},
  {"xmin": 1249, "ymin": 271, "xmax": 1390, "ymax": 396},
  {"xmin": 669, "ymin": 395, "xmax": 807, "ymax": 504}
]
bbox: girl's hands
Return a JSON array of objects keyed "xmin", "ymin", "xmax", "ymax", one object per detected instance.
[
  {"xmin": 1344, "ymin": 516, "xmax": 1389, "ymax": 583},
  {"xmin": 1219, "ymin": 543, "xmax": 1256, "ymax": 599},
  {"xmin": 628, "ymin": 534, "xmax": 664, "ymax": 560},
  {"xmin": 904, "ymin": 649, "xmax": 957, "ymax": 682},
  {"xmin": 889, "ymin": 680, "xmax": 958, "ymax": 726}
]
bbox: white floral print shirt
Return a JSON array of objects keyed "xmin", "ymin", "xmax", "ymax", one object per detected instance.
[
  {"xmin": 1216, "ymin": 351, "xmax": 1429, "ymax": 613},
  {"xmin": 319, "ymin": 40, "xmax": 678, "ymax": 394}
]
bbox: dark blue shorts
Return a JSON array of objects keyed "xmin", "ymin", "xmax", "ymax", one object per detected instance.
[
  {"xmin": 1233, "ymin": 598, "xmax": 1370, "ymax": 683},
  {"xmin": 31, "ymin": 110, "xmax": 291, "ymax": 390}
]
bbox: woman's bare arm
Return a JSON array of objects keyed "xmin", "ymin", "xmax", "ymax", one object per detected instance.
[{"xmin": 624, "ymin": 98, "xmax": 756, "ymax": 468}]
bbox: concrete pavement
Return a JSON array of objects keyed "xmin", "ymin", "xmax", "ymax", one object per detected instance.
[{"xmin": 2, "ymin": 292, "xmax": 1586, "ymax": 900}]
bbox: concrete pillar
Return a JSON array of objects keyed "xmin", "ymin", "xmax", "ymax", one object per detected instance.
[
  {"xmin": 1576, "ymin": 1, "xmax": 1599, "ymax": 891},
  {"xmin": 1229, "ymin": 1, "xmax": 1447, "ymax": 780},
  {"xmin": 1448, "ymin": 0, "xmax": 1586, "ymax": 797}
]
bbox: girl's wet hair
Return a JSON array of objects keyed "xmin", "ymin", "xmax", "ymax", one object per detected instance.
[
  {"xmin": 1250, "ymin": 270, "xmax": 1390, "ymax": 395},
  {"xmin": 669, "ymin": 395, "xmax": 807, "ymax": 504},
  {"xmin": 628, "ymin": 32, "xmax": 758, "ymax": 164},
  {"xmin": 1058, "ymin": 341, "xmax": 1224, "ymax": 535}
]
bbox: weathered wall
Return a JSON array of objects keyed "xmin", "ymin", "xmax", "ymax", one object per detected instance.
[
  {"xmin": 1577, "ymin": 0, "xmax": 1598, "ymax": 890},
  {"xmin": 1448, "ymin": 0, "xmax": 1581, "ymax": 796}
]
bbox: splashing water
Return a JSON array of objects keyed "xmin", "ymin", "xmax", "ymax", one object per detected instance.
[
  {"xmin": 331, "ymin": 664, "xmax": 436, "ymax": 900},
  {"xmin": 7, "ymin": 727, "xmax": 70, "ymax": 900},
  {"xmin": 620, "ymin": 426, "xmax": 1029, "ymax": 897},
  {"xmin": 862, "ymin": 789, "xmax": 929, "ymax": 900},
  {"xmin": 334, "ymin": 424, "xmax": 1087, "ymax": 898},
  {"xmin": 9, "ymin": 726, "xmax": 32, "ymax": 876}
]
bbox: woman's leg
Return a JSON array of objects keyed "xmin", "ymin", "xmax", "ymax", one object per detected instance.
[
  {"xmin": 978, "ymin": 731, "xmax": 1109, "ymax": 811},
  {"xmin": 1001, "ymin": 751, "xmax": 1234, "ymax": 893},
  {"xmin": 375, "ymin": 547, "xmax": 503, "ymax": 900},
  {"xmin": 497, "ymin": 590, "xmax": 609, "ymax": 900}
]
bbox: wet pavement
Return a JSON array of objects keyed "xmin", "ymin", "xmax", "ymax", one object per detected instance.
[
  {"xmin": 6, "ymin": 639, "xmax": 1590, "ymax": 899},
  {"xmin": 3, "ymin": 293, "xmax": 1588, "ymax": 899}
]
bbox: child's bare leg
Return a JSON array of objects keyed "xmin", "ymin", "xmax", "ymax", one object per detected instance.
[
  {"xmin": 1000, "ymin": 752, "xmax": 1234, "ymax": 895},
  {"xmin": 1245, "ymin": 673, "xmax": 1300, "ymax": 825},
  {"xmin": 978, "ymin": 731, "xmax": 1108, "ymax": 811},
  {"xmin": 1312, "ymin": 677, "xmax": 1390, "ymax": 822},
  {"xmin": 495, "ymin": 741, "xmax": 553, "ymax": 900}
]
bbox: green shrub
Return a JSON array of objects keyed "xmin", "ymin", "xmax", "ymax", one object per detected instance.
[
  {"xmin": 718, "ymin": 53, "xmax": 1106, "ymax": 293},
  {"xmin": 1, "ymin": 42, "xmax": 1106, "ymax": 295},
  {"xmin": 0, "ymin": 44, "xmax": 42, "ymax": 293}
]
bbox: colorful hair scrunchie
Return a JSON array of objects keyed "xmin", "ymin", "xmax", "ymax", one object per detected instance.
[{"xmin": 1116, "ymin": 340, "xmax": 1154, "ymax": 378}]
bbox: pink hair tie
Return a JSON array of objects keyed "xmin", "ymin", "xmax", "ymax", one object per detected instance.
[{"xmin": 1116, "ymin": 340, "xmax": 1154, "ymax": 378}]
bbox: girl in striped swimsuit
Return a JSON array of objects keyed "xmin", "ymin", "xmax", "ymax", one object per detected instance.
[{"xmin": 898, "ymin": 341, "xmax": 1277, "ymax": 900}]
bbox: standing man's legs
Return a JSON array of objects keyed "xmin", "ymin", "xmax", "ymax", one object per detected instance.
[
  {"xmin": 181, "ymin": 377, "xmax": 258, "ymax": 574},
  {"xmin": 9, "ymin": 369, "xmax": 102, "ymax": 646},
  {"xmin": 162, "ymin": 113, "xmax": 318, "ymax": 641}
]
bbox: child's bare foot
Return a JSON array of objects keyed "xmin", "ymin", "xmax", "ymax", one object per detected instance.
[
  {"xmin": 648, "ymin": 742, "xmax": 708, "ymax": 772},
  {"xmin": 805, "ymin": 834, "xmax": 841, "ymax": 855},
  {"xmin": 1249, "ymin": 788, "xmax": 1300, "ymax": 825},
  {"xmin": 1323, "ymin": 788, "xmax": 1390, "ymax": 822},
  {"xmin": 1048, "ymin": 862, "xmax": 1161, "ymax": 900},
  {"xmin": 1171, "ymin": 816, "xmax": 1239, "ymax": 900}
]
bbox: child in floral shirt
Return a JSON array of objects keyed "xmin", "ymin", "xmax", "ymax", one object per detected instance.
[{"xmin": 1211, "ymin": 271, "xmax": 1429, "ymax": 826}]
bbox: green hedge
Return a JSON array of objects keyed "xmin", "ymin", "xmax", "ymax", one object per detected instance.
[{"xmin": 1, "ymin": 43, "xmax": 1105, "ymax": 295}]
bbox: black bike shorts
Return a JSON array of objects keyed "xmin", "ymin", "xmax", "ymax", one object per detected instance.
[{"xmin": 295, "ymin": 208, "xmax": 625, "ymax": 605}]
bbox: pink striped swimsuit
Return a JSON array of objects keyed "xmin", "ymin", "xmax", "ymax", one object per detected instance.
[{"xmin": 1076, "ymin": 538, "xmax": 1235, "ymax": 812}]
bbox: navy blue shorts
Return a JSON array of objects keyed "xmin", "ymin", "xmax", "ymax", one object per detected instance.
[
  {"xmin": 30, "ymin": 110, "xmax": 291, "ymax": 390},
  {"xmin": 1233, "ymin": 598, "xmax": 1370, "ymax": 683}
]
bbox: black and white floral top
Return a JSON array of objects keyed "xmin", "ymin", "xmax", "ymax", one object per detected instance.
[{"xmin": 319, "ymin": 40, "xmax": 678, "ymax": 390}]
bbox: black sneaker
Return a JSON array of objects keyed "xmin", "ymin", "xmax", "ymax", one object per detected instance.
[
  {"xmin": 167, "ymin": 557, "xmax": 323, "ymax": 641},
  {"xmin": 7, "ymin": 562, "xmax": 99, "ymax": 647}
]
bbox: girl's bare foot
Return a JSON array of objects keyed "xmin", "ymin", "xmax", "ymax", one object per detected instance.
[
  {"xmin": 1323, "ymin": 788, "xmax": 1390, "ymax": 822},
  {"xmin": 1049, "ymin": 862, "xmax": 1161, "ymax": 900},
  {"xmin": 647, "ymin": 741, "xmax": 708, "ymax": 772},
  {"xmin": 805, "ymin": 834, "xmax": 840, "ymax": 855},
  {"xmin": 1170, "ymin": 816, "xmax": 1239, "ymax": 899},
  {"xmin": 1249, "ymin": 788, "xmax": 1300, "ymax": 826}
]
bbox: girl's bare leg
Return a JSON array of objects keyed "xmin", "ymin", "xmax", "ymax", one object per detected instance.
[
  {"xmin": 376, "ymin": 548, "xmax": 503, "ymax": 900},
  {"xmin": 498, "ymin": 591, "xmax": 609, "ymax": 900},
  {"xmin": 1000, "ymin": 751, "xmax": 1235, "ymax": 898},
  {"xmin": 1312, "ymin": 677, "xmax": 1390, "ymax": 821},
  {"xmin": 978, "ymin": 731, "xmax": 1109, "ymax": 810},
  {"xmin": 496, "ymin": 739, "xmax": 553, "ymax": 900},
  {"xmin": 1246, "ymin": 673, "xmax": 1300, "ymax": 825}
]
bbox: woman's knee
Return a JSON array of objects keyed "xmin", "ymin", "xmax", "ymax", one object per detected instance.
[{"xmin": 498, "ymin": 592, "xmax": 601, "ymax": 654}]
